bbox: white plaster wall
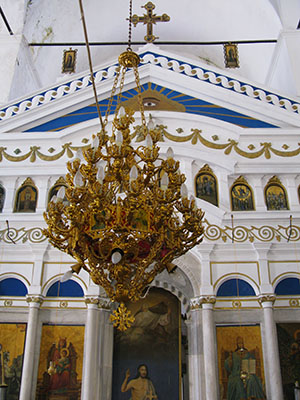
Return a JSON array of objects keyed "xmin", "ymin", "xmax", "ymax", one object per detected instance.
[
  {"xmin": 0, "ymin": 35, "xmax": 22, "ymax": 105},
  {"xmin": 5, "ymin": 0, "xmax": 283, "ymax": 101},
  {"xmin": 0, "ymin": 1, "xmax": 26, "ymax": 104},
  {"xmin": 0, "ymin": 0, "xmax": 26, "ymax": 34},
  {"xmin": 269, "ymin": 0, "xmax": 300, "ymax": 29}
]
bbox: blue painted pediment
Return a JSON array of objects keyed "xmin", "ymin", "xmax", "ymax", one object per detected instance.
[{"xmin": 1, "ymin": 46, "xmax": 299, "ymax": 132}]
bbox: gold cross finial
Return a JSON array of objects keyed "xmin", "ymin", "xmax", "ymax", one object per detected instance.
[{"xmin": 131, "ymin": 2, "xmax": 170, "ymax": 43}]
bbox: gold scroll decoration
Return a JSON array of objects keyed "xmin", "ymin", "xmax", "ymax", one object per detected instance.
[{"xmin": 1, "ymin": 220, "xmax": 299, "ymax": 244}]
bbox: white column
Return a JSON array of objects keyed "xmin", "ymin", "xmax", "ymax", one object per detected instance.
[
  {"xmin": 97, "ymin": 300, "xmax": 114, "ymax": 400},
  {"xmin": 197, "ymin": 244, "xmax": 214, "ymax": 296},
  {"xmin": 29, "ymin": 243, "xmax": 48, "ymax": 294},
  {"xmin": 188, "ymin": 298, "xmax": 204, "ymax": 400},
  {"xmin": 34, "ymin": 176, "xmax": 49, "ymax": 213},
  {"xmin": 253, "ymin": 243, "xmax": 273, "ymax": 294},
  {"xmin": 285, "ymin": 176, "xmax": 300, "ymax": 210},
  {"xmin": 201, "ymin": 297, "xmax": 218, "ymax": 400},
  {"xmin": 252, "ymin": 176, "xmax": 265, "ymax": 212},
  {"xmin": 81, "ymin": 298, "xmax": 100, "ymax": 400},
  {"xmin": 19, "ymin": 295, "xmax": 43, "ymax": 400},
  {"xmin": 259, "ymin": 296, "xmax": 284, "ymax": 400},
  {"xmin": 2, "ymin": 177, "xmax": 16, "ymax": 213},
  {"xmin": 218, "ymin": 175, "xmax": 230, "ymax": 210}
]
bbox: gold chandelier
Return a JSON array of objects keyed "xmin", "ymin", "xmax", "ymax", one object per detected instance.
[{"xmin": 43, "ymin": 2, "xmax": 205, "ymax": 331}]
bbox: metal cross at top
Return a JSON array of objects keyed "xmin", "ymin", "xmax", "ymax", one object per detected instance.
[{"xmin": 131, "ymin": 2, "xmax": 170, "ymax": 43}]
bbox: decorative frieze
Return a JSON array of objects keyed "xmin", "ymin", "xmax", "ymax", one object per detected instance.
[
  {"xmin": 1, "ymin": 220, "xmax": 299, "ymax": 245},
  {"xmin": 1, "ymin": 129, "xmax": 300, "ymax": 163}
]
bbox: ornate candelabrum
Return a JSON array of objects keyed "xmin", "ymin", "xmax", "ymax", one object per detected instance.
[{"xmin": 43, "ymin": 50, "xmax": 205, "ymax": 331}]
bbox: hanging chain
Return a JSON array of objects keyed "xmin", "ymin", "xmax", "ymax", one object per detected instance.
[
  {"xmin": 127, "ymin": 0, "xmax": 133, "ymax": 51},
  {"xmin": 105, "ymin": 0, "xmax": 147, "ymax": 134},
  {"xmin": 117, "ymin": 66, "xmax": 127, "ymax": 106},
  {"xmin": 103, "ymin": 67, "xmax": 121, "ymax": 126},
  {"xmin": 78, "ymin": 0, "xmax": 105, "ymax": 131},
  {"xmin": 133, "ymin": 65, "xmax": 147, "ymax": 132}
]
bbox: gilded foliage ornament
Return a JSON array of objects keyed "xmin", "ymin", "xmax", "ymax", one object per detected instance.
[
  {"xmin": 43, "ymin": 100, "xmax": 204, "ymax": 329},
  {"xmin": 110, "ymin": 302, "xmax": 135, "ymax": 331}
]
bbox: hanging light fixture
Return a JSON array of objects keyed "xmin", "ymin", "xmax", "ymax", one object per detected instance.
[{"xmin": 43, "ymin": 0, "xmax": 205, "ymax": 331}]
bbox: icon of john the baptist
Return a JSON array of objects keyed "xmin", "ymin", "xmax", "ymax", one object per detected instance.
[{"xmin": 121, "ymin": 364, "xmax": 158, "ymax": 400}]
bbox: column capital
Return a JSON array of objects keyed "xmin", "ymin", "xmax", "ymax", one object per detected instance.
[
  {"xmin": 85, "ymin": 296, "xmax": 100, "ymax": 308},
  {"xmin": 85, "ymin": 296, "xmax": 112, "ymax": 310},
  {"xmin": 190, "ymin": 296, "xmax": 216, "ymax": 310},
  {"xmin": 258, "ymin": 294, "xmax": 276, "ymax": 307},
  {"xmin": 26, "ymin": 295, "xmax": 44, "ymax": 307},
  {"xmin": 98, "ymin": 297, "xmax": 112, "ymax": 310}
]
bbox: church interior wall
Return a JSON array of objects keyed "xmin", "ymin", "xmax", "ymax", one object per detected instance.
[{"xmin": 0, "ymin": 113, "xmax": 299, "ymax": 398}]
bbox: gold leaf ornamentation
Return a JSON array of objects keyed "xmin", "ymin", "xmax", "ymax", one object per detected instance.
[
  {"xmin": 110, "ymin": 303, "xmax": 135, "ymax": 331},
  {"xmin": 1, "ymin": 220, "xmax": 300, "ymax": 244},
  {"xmin": 1, "ymin": 128, "xmax": 300, "ymax": 163}
]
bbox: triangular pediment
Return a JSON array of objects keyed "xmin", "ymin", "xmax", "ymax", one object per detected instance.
[{"xmin": 0, "ymin": 44, "xmax": 300, "ymax": 133}]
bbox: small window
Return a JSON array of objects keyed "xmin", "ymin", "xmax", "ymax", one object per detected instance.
[
  {"xmin": 275, "ymin": 278, "xmax": 300, "ymax": 295},
  {"xmin": 0, "ymin": 278, "xmax": 28, "ymax": 296},
  {"xmin": 217, "ymin": 278, "xmax": 256, "ymax": 297},
  {"xmin": 46, "ymin": 280, "xmax": 84, "ymax": 297}
]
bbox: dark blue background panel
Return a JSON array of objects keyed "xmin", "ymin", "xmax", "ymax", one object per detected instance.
[
  {"xmin": 0, "ymin": 278, "xmax": 28, "ymax": 296},
  {"xmin": 217, "ymin": 278, "xmax": 256, "ymax": 297},
  {"xmin": 46, "ymin": 280, "xmax": 84, "ymax": 297},
  {"xmin": 275, "ymin": 277, "xmax": 300, "ymax": 295},
  {"xmin": 26, "ymin": 83, "xmax": 277, "ymax": 132}
]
